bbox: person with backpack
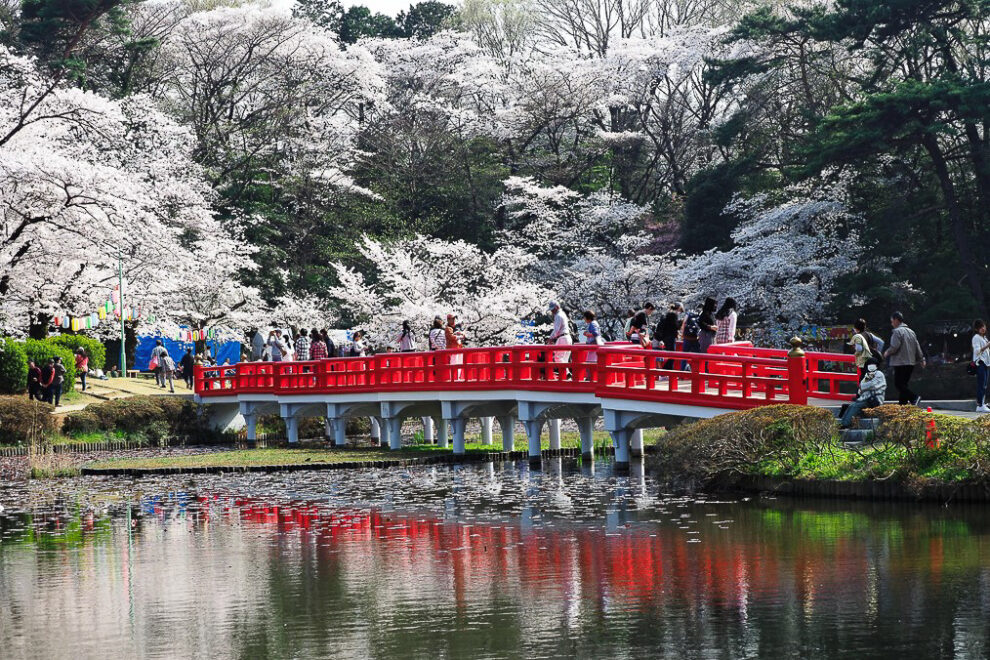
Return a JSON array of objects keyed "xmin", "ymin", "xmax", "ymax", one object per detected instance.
[
  {"xmin": 972, "ymin": 319, "xmax": 990, "ymax": 413},
  {"xmin": 680, "ymin": 305, "xmax": 702, "ymax": 354},
  {"xmin": 655, "ymin": 303, "xmax": 684, "ymax": 369},
  {"xmin": 884, "ymin": 311, "xmax": 925, "ymax": 406},
  {"xmin": 848, "ymin": 318, "xmax": 874, "ymax": 380},
  {"xmin": 51, "ymin": 356, "xmax": 66, "ymax": 406}
]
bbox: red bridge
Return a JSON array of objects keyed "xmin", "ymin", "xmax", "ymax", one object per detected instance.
[{"xmin": 194, "ymin": 340, "xmax": 854, "ymax": 465}]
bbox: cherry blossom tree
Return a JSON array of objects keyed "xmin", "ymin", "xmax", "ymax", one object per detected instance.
[
  {"xmin": 0, "ymin": 44, "xmax": 265, "ymax": 336},
  {"xmin": 499, "ymin": 176, "xmax": 684, "ymax": 331},
  {"xmin": 678, "ymin": 181, "xmax": 865, "ymax": 326},
  {"xmin": 327, "ymin": 234, "xmax": 552, "ymax": 347}
]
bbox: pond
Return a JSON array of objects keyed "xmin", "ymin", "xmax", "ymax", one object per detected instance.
[{"xmin": 2, "ymin": 460, "xmax": 989, "ymax": 659}]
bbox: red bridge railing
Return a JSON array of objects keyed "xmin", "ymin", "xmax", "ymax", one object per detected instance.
[{"xmin": 195, "ymin": 342, "xmax": 856, "ymax": 410}]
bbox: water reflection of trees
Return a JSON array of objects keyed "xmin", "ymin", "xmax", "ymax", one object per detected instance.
[{"xmin": 1, "ymin": 492, "xmax": 990, "ymax": 657}]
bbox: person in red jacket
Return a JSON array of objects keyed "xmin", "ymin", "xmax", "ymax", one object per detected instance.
[{"xmin": 39, "ymin": 359, "xmax": 55, "ymax": 404}]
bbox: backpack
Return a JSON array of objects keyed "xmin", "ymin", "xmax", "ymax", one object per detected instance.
[
  {"xmin": 865, "ymin": 332, "xmax": 884, "ymax": 356},
  {"xmin": 683, "ymin": 312, "xmax": 701, "ymax": 340}
]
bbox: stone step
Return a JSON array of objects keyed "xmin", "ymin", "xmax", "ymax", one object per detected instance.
[{"xmin": 840, "ymin": 428, "xmax": 873, "ymax": 445}]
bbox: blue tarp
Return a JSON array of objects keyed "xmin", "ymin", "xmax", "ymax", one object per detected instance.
[{"xmin": 134, "ymin": 335, "xmax": 241, "ymax": 371}]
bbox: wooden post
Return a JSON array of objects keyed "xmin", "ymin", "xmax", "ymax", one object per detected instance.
[{"xmin": 787, "ymin": 337, "xmax": 808, "ymax": 405}]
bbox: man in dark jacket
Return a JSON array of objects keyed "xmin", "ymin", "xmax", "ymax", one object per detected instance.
[
  {"xmin": 180, "ymin": 349, "xmax": 195, "ymax": 390},
  {"xmin": 27, "ymin": 361, "xmax": 42, "ymax": 401}
]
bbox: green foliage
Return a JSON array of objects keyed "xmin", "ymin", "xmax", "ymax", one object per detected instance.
[
  {"xmin": 0, "ymin": 396, "xmax": 56, "ymax": 445},
  {"xmin": 338, "ymin": 5, "xmax": 402, "ymax": 43},
  {"xmin": 0, "ymin": 338, "xmax": 29, "ymax": 395},
  {"xmin": 292, "ymin": 0, "xmax": 343, "ymax": 30},
  {"xmin": 49, "ymin": 334, "xmax": 106, "ymax": 370},
  {"xmin": 655, "ymin": 403, "xmax": 990, "ymax": 488},
  {"xmin": 18, "ymin": 0, "xmax": 131, "ymax": 66},
  {"xmin": 398, "ymin": 1, "xmax": 458, "ymax": 39},
  {"xmin": 21, "ymin": 339, "xmax": 76, "ymax": 393},
  {"xmin": 680, "ymin": 161, "xmax": 751, "ymax": 253},
  {"xmin": 653, "ymin": 405, "xmax": 839, "ymax": 486},
  {"xmin": 61, "ymin": 396, "xmax": 207, "ymax": 438}
]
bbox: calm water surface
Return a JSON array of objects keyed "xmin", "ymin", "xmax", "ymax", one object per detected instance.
[{"xmin": 1, "ymin": 460, "xmax": 989, "ymax": 659}]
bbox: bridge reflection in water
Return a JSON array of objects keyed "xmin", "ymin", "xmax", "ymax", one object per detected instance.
[
  {"xmin": 2, "ymin": 463, "xmax": 989, "ymax": 658},
  {"xmin": 195, "ymin": 341, "xmax": 857, "ymax": 464}
]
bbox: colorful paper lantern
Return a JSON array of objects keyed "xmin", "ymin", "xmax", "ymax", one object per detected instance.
[
  {"xmin": 61, "ymin": 316, "xmax": 70, "ymax": 329},
  {"xmin": 111, "ymin": 290, "xmax": 119, "ymax": 304}
]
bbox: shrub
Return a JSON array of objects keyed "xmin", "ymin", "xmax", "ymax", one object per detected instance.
[
  {"xmin": 0, "ymin": 396, "xmax": 56, "ymax": 445},
  {"xmin": 652, "ymin": 405, "xmax": 838, "ymax": 486},
  {"xmin": 0, "ymin": 337, "xmax": 29, "ymax": 395},
  {"xmin": 867, "ymin": 404, "xmax": 977, "ymax": 450},
  {"xmin": 61, "ymin": 396, "xmax": 209, "ymax": 439},
  {"xmin": 61, "ymin": 409, "xmax": 103, "ymax": 435},
  {"xmin": 21, "ymin": 339, "xmax": 76, "ymax": 394},
  {"xmin": 49, "ymin": 334, "xmax": 106, "ymax": 370}
]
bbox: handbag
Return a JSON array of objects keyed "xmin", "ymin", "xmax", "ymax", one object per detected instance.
[
  {"xmin": 967, "ymin": 361, "xmax": 978, "ymax": 376},
  {"xmin": 149, "ymin": 355, "xmax": 158, "ymax": 370}
]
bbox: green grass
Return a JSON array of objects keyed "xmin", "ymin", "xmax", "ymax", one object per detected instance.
[{"xmin": 748, "ymin": 441, "xmax": 989, "ymax": 483}]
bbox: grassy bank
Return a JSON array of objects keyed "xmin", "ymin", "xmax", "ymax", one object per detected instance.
[
  {"xmin": 652, "ymin": 405, "xmax": 990, "ymax": 491},
  {"xmin": 82, "ymin": 430, "xmax": 653, "ymax": 472}
]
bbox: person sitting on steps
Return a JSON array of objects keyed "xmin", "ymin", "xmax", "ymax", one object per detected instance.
[{"xmin": 840, "ymin": 357, "xmax": 886, "ymax": 428}]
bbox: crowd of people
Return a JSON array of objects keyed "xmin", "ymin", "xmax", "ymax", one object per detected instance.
[{"xmin": 28, "ymin": 301, "xmax": 982, "ymax": 417}]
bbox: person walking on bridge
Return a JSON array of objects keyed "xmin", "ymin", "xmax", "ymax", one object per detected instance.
[
  {"xmin": 428, "ymin": 317, "xmax": 446, "ymax": 351},
  {"xmin": 714, "ymin": 298, "xmax": 738, "ymax": 345},
  {"xmin": 310, "ymin": 329, "xmax": 328, "ymax": 360},
  {"xmin": 629, "ymin": 303, "xmax": 655, "ymax": 348},
  {"xmin": 294, "ymin": 328, "xmax": 311, "ymax": 361},
  {"xmin": 251, "ymin": 329, "xmax": 266, "ymax": 361},
  {"xmin": 698, "ymin": 297, "xmax": 718, "ymax": 352},
  {"xmin": 396, "ymin": 320, "xmax": 415, "ymax": 352},
  {"xmin": 548, "ymin": 301, "xmax": 572, "ymax": 367},
  {"xmin": 884, "ymin": 311, "xmax": 925, "ymax": 406}
]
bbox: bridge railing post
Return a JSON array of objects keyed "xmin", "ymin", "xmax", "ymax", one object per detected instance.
[{"xmin": 787, "ymin": 337, "xmax": 808, "ymax": 405}]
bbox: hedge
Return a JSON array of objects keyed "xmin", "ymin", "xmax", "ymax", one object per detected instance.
[
  {"xmin": 49, "ymin": 334, "xmax": 106, "ymax": 370},
  {"xmin": 0, "ymin": 337, "xmax": 29, "ymax": 395},
  {"xmin": 651, "ymin": 405, "xmax": 838, "ymax": 486},
  {"xmin": 0, "ymin": 396, "xmax": 56, "ymax": 445},
  {"xmin": 62, "ymin": 396, "xmax": 207, "ymax": 437},
  {"xmin": 21, "ymin": 339, "xmax": 76, "ymax": 393}
]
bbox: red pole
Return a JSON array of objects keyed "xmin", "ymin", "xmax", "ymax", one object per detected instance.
[{"xmin": 787, "ymin": 337, "xmax": 808, "ymax": 405}]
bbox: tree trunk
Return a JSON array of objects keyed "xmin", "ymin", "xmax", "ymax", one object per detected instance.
[{"xmin": 922, "ymin": 135, "xmax": 989, "ymax": 317}]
